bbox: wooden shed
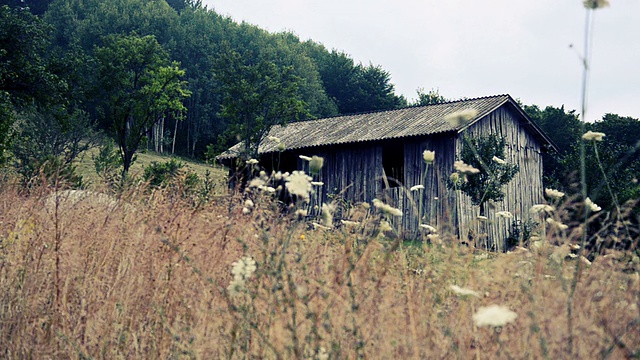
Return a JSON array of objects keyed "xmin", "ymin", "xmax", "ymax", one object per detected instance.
[{"xmin": 218, "ymin": 94, "xmax": 556, "ymax": 250}]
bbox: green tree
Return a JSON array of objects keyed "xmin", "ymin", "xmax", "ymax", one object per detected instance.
[
  {"xmin": 214, "ymin": 45, "xmax": 308, "ymax": 159},
  {"xmin": 413, "ymin": 88, "xmax": 448, "ymax": 106},
  {"xmin": 94, "ymin": 33, "xmax": 190, "ymax": 177},
  {"xmin": 449, "ymin": 134, "xmax": 520, "ymax": 209}
]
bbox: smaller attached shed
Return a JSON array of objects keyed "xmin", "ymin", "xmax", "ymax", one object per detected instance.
[{"xmin": 218, "ymin": 94, "xmax": 556, "ymax": 250}]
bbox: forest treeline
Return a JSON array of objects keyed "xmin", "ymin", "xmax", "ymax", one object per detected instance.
[{"xmin": 0, "ymin": 0, "xmax": 638, "ymax": 209}]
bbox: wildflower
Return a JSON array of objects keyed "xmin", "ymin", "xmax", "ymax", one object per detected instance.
[
  {"xmin": 450, "ymin": 172, "xmax": 461, "ymax": 184},
  {"xmin": 420, "ymin": 224, "xmax": 437, "ymax": 233},
  {"xmin": 422, "ymin": 150, "xmax": 435, "ymax": 164},
  {"xmin": 341, "ymin": 220, "xmax": 359, "ymax": 226},
  {"xmin": 445, "ymin": 108, "xmax": 478, "ymax": 127},
  {"xmin": 309, "ymin": 155, "xmax": 324, "ymax": 175},
  {"xmin": 545, "ymin": 188, "xmax": 565, "ymax": 200},
  {"xmin": 300, "ymin": 234, "xmax": 305, "ymax": 240},
  {"xmin": 248, "ymin": 178, "xmax": 265, "ymax": 188},
  {"xmin": 583, "ymin": 0, "xmax": 610, "ymax": 9},
  {"xmin": 410, "ymin": 184, "xmax": 424, "ymax": 191},
  {"xmin": 242, "ymin": 207, "xmax": 251, "ymax": 215},
  {"xmin": 427, "ymin": 233, "xmax": 440, "ymax": 242},
  {"xmin": 274, "ymin": 171, "xmax": 283, "ymax": 181},
  {"xmin": 476, "ymin": 215, "xmax": 488, "ymax": 221},
  {"xmin": 285, "ymin": 171, "xmax": 313, "ymax": 202},
  {"xmin": 227, "ymin": 279, "xmax": 244, "ymax": 297},
  {"xmin": 473, "ymin": 304, "xmax": 517, "ymax": 327},
  {"xmin": 311, "ymin": 222, "xmax": 330, "ymax": 230},
  {"xmin": 582, "ymin": 130, "xmax": 606, "ymax": 141},
  {"xmin": 449, "ymin": 284, "xmax": 481, "ymax": 298},
  {"xmin": 244, "ymin": 199, "xmax": 254, "ymax": 208},
  {"xmin": 492, "ymin": 156, "xmax": 506, "ymax": 164},
  {"xmin": 454, "ymin": 160, "xmax": 480, "ymax": 174},
  {"xmin": 299, "ymin": 155, "xmax": 312, "ymax": 161},
  {"xmin": 372, "ymin": 198, "xmax": 403, "ymax": 217},
  {"xmin": 231, "ymin": 256, "xmax": 257, "ymax": 281},
  {"xmin": 263, "ymin": 186, "xmax": 276, "ymax": 193},
  {"xmin": 379, "ymin": 220, "xmax": 393, "ymax": 233},
  {"xmin": 246, "ymin": 158, "xmax": 259, "ymax": 165},
  {"xmin": 311, "ymin": 181, "xmax": 324, "ymax": 186},
  {"xmin": 530, "ymin": 204, "xmax": 555, "ymax": 215},
  {"xmin": 585, "ymin": 197, "xmax": 602, "ymax": 212},
  {"xmin": 495, "ymin": 211, "xmax": 513, "ymax": 219},
  {"xmin": 321, "ymin": 203, "xmax": 335, "ymax": 226},
  {"xmin": 546, "ymin": 218, "xmax": 568, "ymax": 231}
]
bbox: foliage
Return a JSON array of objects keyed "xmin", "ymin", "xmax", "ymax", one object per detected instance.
[
  {"xmin": 92, "ymin": 139, "xmax": 124, "ymax": 188},
  {"xmin": 94, "ymin": 33, "xmax": 190, "ymax": 177},
  {"xmin": 413, "ymin": 88, "xmax": 448, "ymax": 106},
  {"xmin": 450, "ymin": 134, "xmax": 520, "ymax": 207},
  {"xmin": 505, "ymin": 218, "xmax": 538, "ymax": 249},
  {"xmin": 214, "ymin": 44, "xmax": 308, "ymax": 159},
  {"xmin": 11, "ymin": 106, "xmax": 96, "ymax": 185}
]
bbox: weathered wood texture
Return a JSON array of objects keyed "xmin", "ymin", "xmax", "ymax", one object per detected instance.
[{"xmin": 455, "ymin": 105, "xmax": 544, "ymax": 251}]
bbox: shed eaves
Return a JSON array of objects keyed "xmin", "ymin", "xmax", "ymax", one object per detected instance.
[{"xmin": 217, "ymin": 94, "xmax": 548, "ymax": 160}]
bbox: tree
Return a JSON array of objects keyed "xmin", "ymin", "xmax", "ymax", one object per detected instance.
[
  {"xmin": 214, "ymin": 45, "xmax": 308, "ymax": 159},
  {"xmin": 413, "ymin": 88, "xmax": 448, "ymax": 106},
  {"xmin": 94, "ymin": 33, "xmax": 190, "ymax": 177},
  {"xmin": 449, "ymin": 134, "xmax": 520, "ymax": 210}
]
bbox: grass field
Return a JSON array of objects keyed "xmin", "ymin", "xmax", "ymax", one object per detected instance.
[{"xmin": 0, "ymin": 172, "xmax": 638, "ymax": 358}]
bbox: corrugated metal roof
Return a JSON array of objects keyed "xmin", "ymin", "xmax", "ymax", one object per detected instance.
[{"xmin": 218, "ymin": 94, "xmax": 549, "ymax": 160}]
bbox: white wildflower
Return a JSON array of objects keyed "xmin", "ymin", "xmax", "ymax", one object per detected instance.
[
  {"xmin": 422, "ymin": 150, "xmax": 435, "ymax": 164},
  {"xmin": 545, "ymin": 188, "xmax": 565, "ymax": 200},
  {"xmin": 285, "ymin": 171, "xmax": 313, "ymax": 201},
  {"xmin": 454, "ymin": 160, "xmax": 480, "ymax": 174},
  {"xmin": 274, "ymin": 171, "xmax": 283, "ymax": 181},
  {"xmin": 473, "ymin": 304, "xmax": 517, "ymax": 327},
  {"xmin": 299, "ymin": 155, "xmax": 312, "ymax": 161},
  {"xmin": 379, "ymin": 220, "xmax": 393, "ymax": 233},
  {"xmin": 244, "ymin": 199, "xmax": 254, "ymax": 208},
  {"xmin": 449, "ymin": 284, "xmax": 481, "ymax": 298},
  {"xmin": 263, "ymin": 186, "xmax": 276, "ymax": 193},
  {"xmin": 246, "ymin": 158, "xmax": 259, "ymax": 165},
  {"xmin": 311, "ymin": 222, "xmax": 330, "ymax": 230},
  {"xmin": 321, "ymin": 203, "xmax": 335, "ymax": 227},
  {"xmin": 530, "ymin": 204, "xmax": 555, "ymax": 215},
  {"xmin": 410, "ymin": 184, "xmax": 424, "ymax": 191},
  {"xmin": 341, "ymin": 220, "xmax": 359, "ymax": 226},
  {"xmin": 585, "ymin": 197, "xmax": 602, "ymax": 212},
  {"xmin": 231, "ymin": 256, "xmax": 257, "ymax": 281},
  {"xmin": 546, "ymin": 218, "xmax": 568, "ymax": 231},
  {"xmin": 420, "ymin": 224, "xmax": 437, "ymax": 233},
  {"xmin": 227, "ymin": 279, "xmax": 244, "ymax": 297},
  {"xmin": 311, "ymin": 181, "xmax": 324, "ymax": 186},
  {"xmin": 492, "ymin": 156, "xmax": 506, "ymax": 164},
  {"xmin": 582, "ymin": 130, "xmax": 606, "ymax": 141},
  {"xmin": 309, "ymin": 155, "xmax": 324, "ymax": 175},
  {"xmin": 372, "ymin": 198, "xmax": 403, "ymax": 217},
  {"xmin": 495, "ymin": 211, "xmax": 513, "ymax": 219},
  {"xmin": 583, "ymin": 0, "xmax": 610, "ymax": 9},
  {"xmin": 242, "ymin": 207, "xmax": 251, "ymax": 215},
  {"xmin": 445, "ymin": 108, "xmax": 479, "ymax": 127},
  {"xmin": 248, "ymin": 178, "xmax": 265, "ymax": 188}
]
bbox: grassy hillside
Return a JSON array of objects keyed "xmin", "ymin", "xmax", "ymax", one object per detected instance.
[{"xmin": 73, "ymin": 147, "xmax": 227, "ymax": 190}]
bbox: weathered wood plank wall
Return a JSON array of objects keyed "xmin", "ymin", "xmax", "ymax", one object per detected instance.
[{"xmin": 456, "ymin": 105, "xmax": 544, "ymax": 251}]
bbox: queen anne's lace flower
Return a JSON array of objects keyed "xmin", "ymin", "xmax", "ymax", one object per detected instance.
[
  {"xmin": 410, "ymin": 184, "xmax": 424, "ymax": 192},
  {"xmin": 582, "ymin": 131, "xmax": 606, "ymax": 141},
  {"xmin": 449, "ymin": 284, "xmax": 480, "ymax": 298},
  {"xmin": 454, "ymin": 160, "xmax": 480, "ymax": 174},
  {"xmin": 420, "ymin": 224, "xmax": 437, "ymax": 233},
  {"xmin": 422, "ymin": 150, "xmax": 435, "ymax": 163},
  {"xmin": 285, "ymin": 171, "xmax": 313, "ymax": 202},
  {"xmin": 372, "ymin": 199, "xmax": 403, "ymax": 217},
  {"xmin": 545, "ymin": 188, "xmax": 565, "ymax": 199},
  {"xmin": 585, "ymin": 197, "xmax": 602, "ymax": 212},
  {"xmin": 530, "ymin": 204, "xmax": 555, "ymax": 215},
  {"xmin": 473, "ymin": 305, "xmax": 517, "ymax": 327}
]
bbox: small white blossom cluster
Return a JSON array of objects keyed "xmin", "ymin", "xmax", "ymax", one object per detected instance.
[
  {"xmin": 445, "ymin": 108, "xmax": 479, "ymax": 127},
  {"xmin": 546, "ymin": 218, "xmax": 569, "ymax": 231},
  {"xmin": 449, "ymin": 284, "xmax": 480, "ymax": 298},
  {"xmin": 422, "ymin": 150, "xmax": 435, "ymax": 164},
  {"xmin": 530, "ymin": 204, "xmax": 555, "ymax": 215},
  {"xmin": 242, "ymin": 199, "xmax": 254, "ymax": 215},
  {"xmin": 227, "ymin": 256, "xmax": 257, "ymax": 297},
  {"xmin": 410, "ymin": 184, "xmax": 424, "ymax": 192},
  {"xmin": 321, "ymin": 202, "xmax": 336, "ymax": 227},
  {"xmin": 473, "ymin": 304, "xmax": 517, "ymax": 327},
  {"xmin": 285, "ymin": 171, "xmax": 313, "ymax": 202},
  {"xmin": 585, "ymin": 197, "xmax": 602, "ymax": 212},
  {"xmin": 454, "ymin": 160, "xmax": 480, "ymax": 175},
  {"xmin": 495, "ymin": 211, "xmax": 513, "ymax": 219},
  {"xmin": 582, "ymin": 130, "xmax": 606, "ymax": 141},
  {"xmin": 372, "ymin": 199, "xmax": 403, "ymax": 217},
  {"xmin": 545, "ymin": 188, "xmax": 565, "ymax": 200}
]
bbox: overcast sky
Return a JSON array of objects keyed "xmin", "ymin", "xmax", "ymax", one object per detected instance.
[{"xmin": 202, "ymin": 0, "xmax": 640, "ymax": 121}]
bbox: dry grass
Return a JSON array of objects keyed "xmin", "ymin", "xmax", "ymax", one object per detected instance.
[{"xmin": 0, "ymin": 183, "xmax": 638, "ymax": 359}]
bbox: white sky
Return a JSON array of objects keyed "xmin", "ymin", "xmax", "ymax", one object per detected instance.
[{"xmin": 202, "ymin": 0, "xmax": 640, "ymax": 121}]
